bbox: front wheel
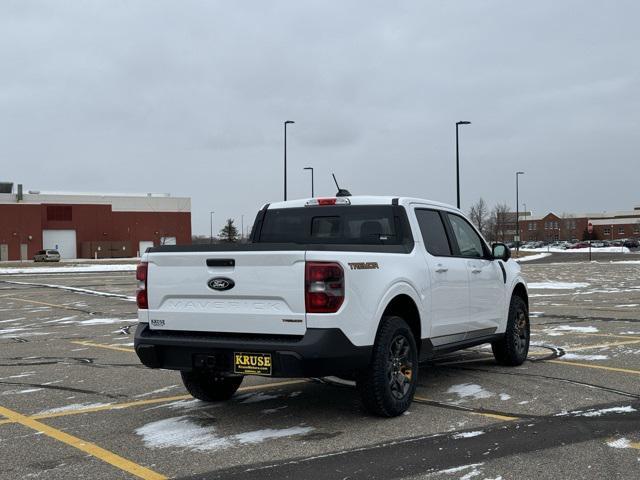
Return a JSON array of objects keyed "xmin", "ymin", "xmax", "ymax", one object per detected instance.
[
  {"xmin": 357, "ymin": 316, "xmax": 418, "ymax": 417},
  {"xmin": 180, "ymin": 371, "xmax": 243, "ymax": 402},
  {"xmin": 492, "ymin": 295, "xmax": 530, "ymax": 366}
]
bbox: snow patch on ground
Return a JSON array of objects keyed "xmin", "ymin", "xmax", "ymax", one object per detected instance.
[
  {"xmin": 0, "ymin": 327, "xmax": 25, "ymax": 335},
  {"xmin": 262, "ymin": 406, "xmax": 288, "ymax": 414},
  {"xmin": 615, "ymin": 304, "xmax": 639, "ymax": 308},
  {"xmin": 134, "ymin": 385, "xmax": 178, "ymax": 398},
  {"xmin": 438, "ymin": 463, "xmax": 484, "ymax": 475},
  {"xmin": 136, "ymin": 416, "xmax": 312, "ymax": 451},
  {"xmin": 607, "ymin": 438, "xmax": 632, "ymax": 449},
  {"xmin": 0, "ymin": 264, "xmax": 137, "ymax": 275},
  {"xmin": 550, "ymin": 325, "xmax": 599, "ymax": 333},
  {"xmin": 452, "ymin": 431, "xmax": 484, "ymax": 439},
  {"xmin": 499, "ymin": 393, "xmax": 511, "ymax": 401},
  {"xmin": 1, "ymin": 279, "xmax": 135, "ymax": 301},
  {"xmin": 233, "ymin": 427, "xmax": 313, "ymax": 444},
  {"xmin": 528, "ymin": 282, "xmax": 589, "ymax": 290},
  {"xmin": 522, "ymin": 246, "xmax": 630, "ymax": 253},
  {"xmin": 1, "ymin": 388, "xmax": 44, "ymax": 395},
  {"xmin": 136, "ymin": 416, "xmax": 230, "ymax": 451},
  {"xmin": 561, "ymin": 353, "xmax": 608, "ymax": 361},
  {"xmin": 236, "ymin": 392, "xmax": 280, "ymax": 404},
  {"xmin": 59, "ymin": 318, "xmax": 136, "ymax": 326},
  {"xmin": 37, "ymin": 402, "xmax": 113, "ymax": 415},
  {"xmin": 557, "ymin": 406, "xmax": 636, "ymax": 417},
  {"xmin": 577, "ymin": 406, "xmax": 637, "ymax": 417},
  {"xmin": 515, "ymin": 253, "xmax": 551, "ymax": 262},
  {"xmin": 447, "ymin": 383, "xmax": 493, "ymax": 401}
]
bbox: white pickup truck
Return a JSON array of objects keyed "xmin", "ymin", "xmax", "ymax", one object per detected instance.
[{"xmin": 134, "ymin": 196, "xmax": 529, "ymax": 417}]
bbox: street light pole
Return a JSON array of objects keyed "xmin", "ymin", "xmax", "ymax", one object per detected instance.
[
  {"xmin": 284, "ymin": 120, "xmax": 295, "ymax": 201},
  {"xmin": 209, "ymin": 211, "xmax": 215, "ymax": 244},
  {"xmin": 516, "ymin": 172, "xmax": 525, "ymax": 254},
  {"xmin": 303, "ymin": 167, "xmax": 314, "ymax": 197},
  {"xmin": 455, "ymin": 121, "xmax": 471, "ymax": 209}
]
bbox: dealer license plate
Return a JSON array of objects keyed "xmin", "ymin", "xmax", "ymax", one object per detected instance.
[{"xmin": 233, "ymin": 352, "xmax": 272, "ymax": 376}]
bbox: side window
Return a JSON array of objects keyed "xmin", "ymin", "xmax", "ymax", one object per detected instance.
[
  {"xmin": 415, "ymin": 209, "xmax": 452, "ymax": 256},
  {"xmin": 447, "ymin": 214, "xmax": 485, "ymax": 258}
]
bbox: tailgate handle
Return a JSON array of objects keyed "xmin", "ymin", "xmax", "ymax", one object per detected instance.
[{"xmin": 206, "ymin": 259, "xmax": 235, "ymax": 267}]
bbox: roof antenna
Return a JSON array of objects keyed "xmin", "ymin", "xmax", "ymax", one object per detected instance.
[{"xmin": 332, "ymin": 173, "xmax": 352, "ymax": 197}]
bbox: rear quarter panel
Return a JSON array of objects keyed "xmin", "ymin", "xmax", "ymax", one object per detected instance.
[{"xmin": 305, "ymin": 249, "xmax": 427, "ymax": 347}]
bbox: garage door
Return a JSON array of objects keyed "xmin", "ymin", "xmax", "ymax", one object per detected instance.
[
  {"xmin": 42, "ymin": 230, "xmax": 77, "ymax": 259},
  {"xmin": 138, "ymin": 241, "xmax": 154, "ymax": 257}
]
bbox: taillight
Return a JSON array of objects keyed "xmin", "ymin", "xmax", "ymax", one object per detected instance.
[
  {"xmin": 136, "ymin": 262, "xmax": 148, "ymax": 309},
  {"xmin": 305, "ymin": 262, "xmax": 344, "ymax": 313}
]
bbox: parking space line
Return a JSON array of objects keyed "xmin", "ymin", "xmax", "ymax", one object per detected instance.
[
  {"xmin": 570, "ymin": 332, "xmax": 640, "ymax": 340},
  {"xmin": 0, "ymin": 379, "xmax": 309, "ymax": 426},
  {"xmin": 547, "ymin": 360, "xmax": 640, "ymax": 375},
  {"xmin": 71, "ymin": 340, "xmax": 135, "ymax": 353},
  {"xmin": 472, "ymin": 412, "xmax": 519, "ymax": 421},
  {"xmin": 532, "ymin": 330, "xmax": 640, "ymax": 341},
  {"xmin": 413, "ymin": 395, "xmax": 519, "ymax": 421},
  {"xmin": 562, "ymin": 339, "xmax": 640, "ymax": 352},
  {"xmin": 3, "ymin": 296, "xmax": 90, "ymax": 313},
  {"xmin": 34, "ymin": 394, "xmax": 192, "ymax": 420},
  {"xmin": 0, "ymin": 404, "xmax": 167, "ymax": 480}
]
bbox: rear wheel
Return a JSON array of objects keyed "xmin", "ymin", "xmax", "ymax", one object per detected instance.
[
  {"xmin": 357, "ymin": 316, "xmax": 418, "ymax": 417},
  {"xmin": 180, "ymin": 371, "xmax": 243, "ymax": 402},
  {"xmin": 492, "ymin": 295, "xmax": 529, "ymax": 366}
]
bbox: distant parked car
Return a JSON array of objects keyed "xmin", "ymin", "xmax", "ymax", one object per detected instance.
[
  {"xmin": 623, "ymin": 239, "xmax": 639, "ymax": 248},
  {"xmin": 591, "ymin": 242, "xmax": 605, "ymax": 248},
  {"xmin": 33, "ymin": 250, "xmax": 61, "ymax": 262}
]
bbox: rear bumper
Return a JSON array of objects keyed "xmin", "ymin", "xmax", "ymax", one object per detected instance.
[{"xmin": 134, "ymin": 323, "xmax": 372, "ymax": 378}]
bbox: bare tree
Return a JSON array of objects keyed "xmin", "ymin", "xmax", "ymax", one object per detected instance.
[
  {"xmin": 488, "ymin": 203, "xmax": 511, "ymax": 242},
  {"xmin": 468, "ymin": 198, "xmax": 489, "ymax": 237}
]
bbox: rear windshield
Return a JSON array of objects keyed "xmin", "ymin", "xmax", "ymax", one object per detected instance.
[{"xmin": 256, "ymin": 205, "xmax": 411, "ymax": 245}]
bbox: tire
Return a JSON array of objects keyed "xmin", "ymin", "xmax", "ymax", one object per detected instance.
[
  {"xmin": 357, "ymin": 316, "xmax": 418, "ymax": 417},
  {"xmin": 180, "ymin": 371, "xmax": 243, "ymax": 402},
  {"xmin": 492, "ymin": 295, "xmax": 530, "ymax": 366}
]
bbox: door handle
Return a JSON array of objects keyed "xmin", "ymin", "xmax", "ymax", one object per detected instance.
[
  {"xmin": 471, "ymin": 268, "xmax": 482, "ymax": 274},
  {"xmin": 435, "ymin": 265, "xmax": 448, "ymax": 273}
]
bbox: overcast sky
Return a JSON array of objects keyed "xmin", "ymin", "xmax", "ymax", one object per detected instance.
[{"xmin": 1, "ymin": 1, "xmax": 639, "ymax": 235}]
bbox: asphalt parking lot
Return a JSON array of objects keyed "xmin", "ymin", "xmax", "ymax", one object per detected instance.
[{"xmin": 1, "ymin": 259, "xmax": 639, "ymax": 479}]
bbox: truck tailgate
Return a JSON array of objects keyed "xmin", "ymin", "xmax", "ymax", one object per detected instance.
[{"xmin": 146, "ymin": 250, "xmax": 306, "ymax": 335}]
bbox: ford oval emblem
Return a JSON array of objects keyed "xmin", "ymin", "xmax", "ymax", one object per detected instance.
[{"xmin": 208, "ymin": 277, "xmax": 235, "ymax": 291}]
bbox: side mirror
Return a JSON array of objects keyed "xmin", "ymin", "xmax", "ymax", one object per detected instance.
[{"xmin": 492, "ymin": 243, "xmax": 511, "ymax": 262}]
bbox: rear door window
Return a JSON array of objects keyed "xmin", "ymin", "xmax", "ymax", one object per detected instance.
[{"xmin": 415, "ymin": 209, "xmax": 452, "ymax": 256}]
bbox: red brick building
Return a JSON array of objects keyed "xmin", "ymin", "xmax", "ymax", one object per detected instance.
[
  {"xmin": 0, "ymin": 187, "xmax": 191, "ymax": 261},
  {"xmin": 517, "ymin": 208, "xmax": 640, "ymax": 243}
]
